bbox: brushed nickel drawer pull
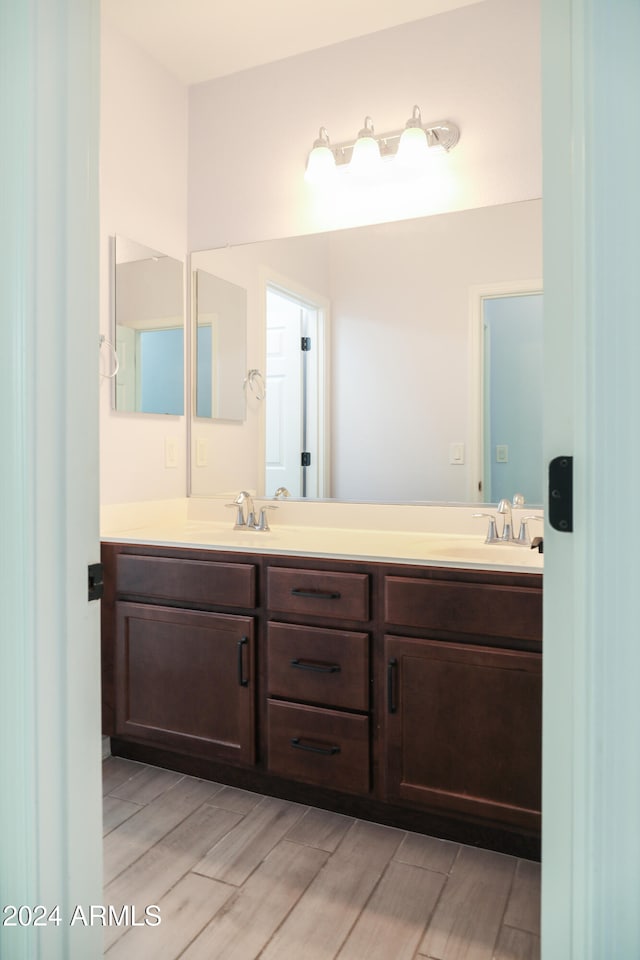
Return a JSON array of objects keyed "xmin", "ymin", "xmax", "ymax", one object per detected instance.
[
  {"xmin": 291, "ymin": 588, "xmax": 341, "ymax": 600},
  {"xmin": 290, "ymin": 658, "xmax": 341, "ymax": 674},
  {"xmin": 290, "ymin": 737, "xmax": 341, "ymax": 756}
]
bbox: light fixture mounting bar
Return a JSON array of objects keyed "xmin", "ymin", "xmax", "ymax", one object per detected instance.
[{"xmin": 330, "ymin": 118, "xmax": 459, "ymax": 166}]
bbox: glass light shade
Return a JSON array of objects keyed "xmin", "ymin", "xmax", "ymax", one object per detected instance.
[
  {"xmin": 396, "ymin": 125, "xmax": 429, "ymax": 166},
  {"xmin": 304, "ymin": 145, "xmax": 336, "ymax": 184},
  {"xmin": 350, "ymin": 135, "xmax": 382, "ymax": 176}
]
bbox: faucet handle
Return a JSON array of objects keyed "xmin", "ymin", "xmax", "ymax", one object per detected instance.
[
  {"xmin": 516, "ymin": 515, "xmax": 543, "ymax": 545},
  {"xmin": 256, "ymin": 505, "xmax": 277, "ymax": 532},
  {"xmin": 473, "ymin": 512, "xmax": 499, "ymax": 543},
  {"xmin": 512, "ymin": 493, "xmax": 526, "ymax": 509},
  {"xmin": 225, "ymin": 503, "xmax": 246, "ymax": 528}
]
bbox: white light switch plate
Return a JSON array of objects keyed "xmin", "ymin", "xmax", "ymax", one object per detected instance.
[
  {"xmin": 449, "ymin": 442, "xmax": 465, "ymax": 464},
  {"xmin": 164, "ymin": 437, "xmax": 178, "ymax": 468},
  {"xmin": 496, "ymin": 444, "xmax": 509, "ymax": 463},
  {"xmin": 196, "ymin": 438, "xmax": 208, "ymax": 467}
]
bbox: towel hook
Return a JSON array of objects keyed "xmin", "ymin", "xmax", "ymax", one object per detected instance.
[
  {"xmin": 244, "ymin": 368, "xmax": 265, "ymax": 400},
  {"xmin": 99, "ymin": 334, "xmax": 119, "ymax": 378}
]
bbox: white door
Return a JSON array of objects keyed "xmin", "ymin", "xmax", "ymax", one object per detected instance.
[
  {"xmin": 542, "ymin": 1, "xmax": 640, "ymax": 956},
  {"xmin": 0, "ymin": 3, "xmax": 103, "ymax": 959},
  {"xmin": 264, "ymin": 285, "xmax": 323, "ymax": 498}
]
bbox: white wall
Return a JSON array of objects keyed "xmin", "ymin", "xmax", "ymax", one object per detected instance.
[
  {"xmin": 188, "ymin": 0, "xmax": 540, "ymax": 250},
  {"xmin": 100, "ymin": 20, "xmax": 188, "ymax": 503}
]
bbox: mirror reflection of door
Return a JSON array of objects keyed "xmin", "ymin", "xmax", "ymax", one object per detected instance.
[
  {"xmin": 264, "ymin": 284, "xmax": 325, "ymax": 498},
  {"xmin": 482, "ymin": 292, "xmax": 543, "ymax": 503}
]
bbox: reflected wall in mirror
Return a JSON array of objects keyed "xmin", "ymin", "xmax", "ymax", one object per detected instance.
[
  {"xmin": 113, "ymin": 236, "xmax": 184, "ymax": 415},
  {"xmin": 190, "ymin": 199, "xmax": 543, "ymax": 504},
  {"xmin": 195, "ymin": 270, "xmax": 247, "ymax": 421},
  {"xmin": 482, "ymin": 291, "xmax": 543, "ymax": 504}
]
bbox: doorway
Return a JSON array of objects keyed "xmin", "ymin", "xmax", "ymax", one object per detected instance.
[
  {"xmin": 482, "ymin": 292, "xmax": 544, "ymax": 503},
  {"xmin": 469, "ymin": 281, "xmax": 543, "ymax": 504},
  {"xmin": 264, "ymin": 282, "xmax": 328, "ymax": 498}
]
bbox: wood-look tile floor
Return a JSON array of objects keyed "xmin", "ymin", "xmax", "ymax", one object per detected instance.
[{"xmin": 102, "ymin": 757, "xmax": 540, "ymax": 960}]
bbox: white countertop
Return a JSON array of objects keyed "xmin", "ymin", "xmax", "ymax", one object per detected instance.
[{"xmin": 101, "ymin": 518, "xmax": 543, "ymax": 574}]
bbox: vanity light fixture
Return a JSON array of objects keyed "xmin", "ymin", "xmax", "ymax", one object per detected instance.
[
  {"xmin": 304, "ymin": 105, "xmax": 460, "ymax": 183},
  {"xmin": 304, "ymin": 126, "xmax": 337, "ymax": 183},
  {"xmin": 350, "ymin": 116, "xmax": 382, "ymax": 176}
]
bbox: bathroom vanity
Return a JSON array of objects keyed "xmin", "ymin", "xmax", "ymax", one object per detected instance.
[{"xmin": 101, "ymin": 521, "xmax": 542, "ymax": 858}]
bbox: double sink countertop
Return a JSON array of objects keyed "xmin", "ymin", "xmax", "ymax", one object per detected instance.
[{"xmin": 101, "ymin": 499, "xmax": 544, "ymax": 574}]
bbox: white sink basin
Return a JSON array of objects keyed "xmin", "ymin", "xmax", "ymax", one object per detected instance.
[{"xmin": 423, "ymin": 537, "xmax": 543, "ymax": 568}]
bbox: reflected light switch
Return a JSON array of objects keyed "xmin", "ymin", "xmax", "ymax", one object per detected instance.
[
  {"xmin": 449, "ymin": 443, "xmax": 465, "ymax": 465},
  {"xmin": 196, "ymin": 439, "xmax": 208, "ymax": 467},
  {"xmin": 496, "ymin": 444, "xmax": 509, "ymax": 463},
  {"xmin": 164, "ymin": 437, "xmax": 178, "ymax": 468}
]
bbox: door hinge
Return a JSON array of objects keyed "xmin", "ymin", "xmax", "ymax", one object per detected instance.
[
  {"xmin": 301, "ymin": 451, "xmax": 311, "ymax": 467},
  {"xmin": 88, "ymin": 562, "xmax": 104, "ymax": 601},
  {"xmin": 548, "ymin": 455, "xmax": 573, "ymax": 532},
  {"xmin": 301, "ymin": 336, "xmax": 311, "ymax": 351}
]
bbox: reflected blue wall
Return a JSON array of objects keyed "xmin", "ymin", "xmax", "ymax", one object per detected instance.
[
  {"xmin": 196, "ymin": 325, "xmax": 212, "ymax": 418},
  {"xmin": 484, "ymin": 294, "xmax": 543, "ymax": 502},
  {"xmin": 139, "ymin": 328, "xmax": 184, "ymax": 415}
]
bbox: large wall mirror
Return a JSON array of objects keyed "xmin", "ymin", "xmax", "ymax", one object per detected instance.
[
  {"xmin": 112, "ymin": 236, "xmax": 184, "ymax": 415},
  {"xmin": 190, "ymin": 199, "xmax": 543, "ymax": 505}
]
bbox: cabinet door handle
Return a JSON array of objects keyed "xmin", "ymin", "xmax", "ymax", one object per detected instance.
[
  {"xmin": 290, "ymin": 737, "xmax": 341, "ymax": 756},
  {"xmin": 237, "ymin": 637, "xmax": 249, "ymax": 687},
  {"xmin": 291, "ymin": 588, "xmax": 341, "ymax": 600},
  {"xmin": 290, "ymin": 658, "xmax": 341, "ymax": 674},
  {"xmin": 387, "ymin": 657, "xmax": 398, "ymax": 714}
]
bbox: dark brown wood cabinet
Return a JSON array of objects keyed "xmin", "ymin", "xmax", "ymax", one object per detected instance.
[
  {"xmin": 115, "ymin": 602, "xmax": 256, "ymax": 764},
  {"xmin": 102, "ymin": 540, "xmax": 542, "ymax": 856},
  {"xmin": 103, "ymin": 545, "xmax": 259, "ymax": 768},
  {"xmin": 382, "ymin": 634, "xmax": 541, "ymax": 830}
]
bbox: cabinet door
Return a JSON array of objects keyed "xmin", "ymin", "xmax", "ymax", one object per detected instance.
[
  {"xmin": 115, "ymin": 602, "xmax": 255, "ymax": 764},
  {"xmin": 383, "ymin": 635, "xmax": 541, "ymax": 830}
]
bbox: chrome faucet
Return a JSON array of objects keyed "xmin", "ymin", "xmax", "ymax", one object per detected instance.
[
  {"xmin": 226, "ymin": 491, "xmax": 276, "ymax": 531},
  {"xmin": 497, "ymin": 498, "xmax": 513, "ymax": 541},
  {"xmin": 475, "ymin": 493, "xmax": 540, "ymax": 545}
]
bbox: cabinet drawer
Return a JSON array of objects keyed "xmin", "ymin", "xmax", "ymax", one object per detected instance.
[
  {"xmin": 384, "ymin": 576, "xmax": 542, "ymax": 643},
  {"xmin": 117, "ymin": 554, "xmax": 256, "ymax": 609},
  {"xmin": 267, "ymin": 700, "xmax": 369, "ymax": 795},
  {"xmin": 267, "ymin": 567, "xmax": 369, "ymax": 622},
  {"xmin": 267, "ymin": 623, "xmax": 369, "ymax": 711}
]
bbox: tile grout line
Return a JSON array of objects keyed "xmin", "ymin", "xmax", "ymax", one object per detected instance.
[
  {"xmin": 103, "ymin": 797, "xmax": 248, "ymax": 890},
  {"xmin": 331, "ymin": 832, "xmax": 408, "ymax": 960},
  {"xmin": 410, "ymin": 843, "xmax": 467, "ymax": 960},
  {"xmin": 488, "ymin": 856, "xmax": 520, "ymax": 960}
]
